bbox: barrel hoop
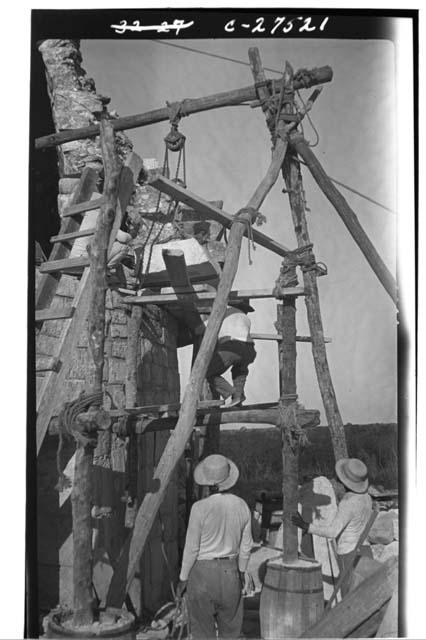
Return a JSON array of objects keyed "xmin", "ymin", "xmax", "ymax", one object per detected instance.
[
  {"xmin": 263, "ymin": 583, "xmax": 324, "ymax": 594},
  {"xmin": 267, "ymin": 563, "xmax": 320, "ymax": 573}
]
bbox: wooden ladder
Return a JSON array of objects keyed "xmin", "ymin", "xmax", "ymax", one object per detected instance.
[{"xmin": 35, "ymin": 152, "xmax": 143, "ymax": 455}]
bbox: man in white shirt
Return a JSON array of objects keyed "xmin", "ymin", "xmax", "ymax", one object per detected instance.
[
  {"xmin": 177, "ymin": 454, "xmax": 253, "ymax": 638},
  {"xmin": 205, "ymin": 299, "xmax": 257, "ymax": 407},
  {"xmin": 292, "ymin": 458, "xmax": 373, "ymax": 596}
]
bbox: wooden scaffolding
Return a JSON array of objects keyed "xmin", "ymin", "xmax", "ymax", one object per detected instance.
[{"xmin": 34, "ymin": 46, "xmax": 397, "ymax": 634}]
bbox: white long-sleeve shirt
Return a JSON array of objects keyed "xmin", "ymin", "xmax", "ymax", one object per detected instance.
[
  {"xmin": 179, "ymin": 493, "xmax": 253, "ymax": 581},
  {"xmin": 218, "ymin": 308, "xmax": 253, "ymax": 343},
  {"xmin": 308, "ymin": 491, "xmax": 372, "ymax": 555}
]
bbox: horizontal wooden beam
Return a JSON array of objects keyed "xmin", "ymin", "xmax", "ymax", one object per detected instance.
[
  {"xmin": 251, "ymin": 332, "xmax": 331, "ymax": 343},
  {"xmin": 149, "ymin": 174, "xmax": 292, "ymax": 257},
  {"xmin": 61, "ymin": 195, "xmax": 105, "ymax": 218},
  {"xmin": 109, "ymin": 399, "xmax": 224, "ymax": 418},
  {"xmin": 35, "ymin": 65, "xmax": 333, "ymax": 150},
  {"xmin": 123, "ymin": 287, "xmax": 305, "ymax": 306},
  {"xmin": 35, "ymin": 307, "xmax": 74, "ymax": 322},
  {"xmin": 50, "ymin": 228, "xmax": 96, "ymax": 244}
]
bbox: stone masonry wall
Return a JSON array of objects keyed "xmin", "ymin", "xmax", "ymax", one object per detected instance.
[{"xmin": 36, "ymin": 39, "xmax": 181, "ymax": 618}]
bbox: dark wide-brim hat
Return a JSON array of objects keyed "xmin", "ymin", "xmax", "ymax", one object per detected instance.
[
  {"xmin": 335, "ymin": 458, "xmax": 369, "ymax": 494},
  {"xmin": 194, "ymin": 454, "xmax": 239, "ymax": 491},
  {"xmin": 229, "ymin": 298, "xmax": 255, "ymax": 313}
]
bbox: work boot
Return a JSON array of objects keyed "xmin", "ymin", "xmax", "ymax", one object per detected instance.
[{"xmin": 227, "ymin": 392, "xmax": 246, "ymax": 407}]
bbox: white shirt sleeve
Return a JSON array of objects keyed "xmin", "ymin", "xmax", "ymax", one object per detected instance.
[{"xmin": 308, "ymin": 496, "xmax": 353, "ymax": 540}]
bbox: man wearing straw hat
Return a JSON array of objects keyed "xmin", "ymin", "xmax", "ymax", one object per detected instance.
[
  {"xmin": 292, "ymin": 458, "xmax": 373, "ymax": 596},
  {"xmin": 205, "ymin": 298, "xmax": 257, "ymax": 408},
  {"xmin": 176, "ymin": 454, "xmax": 254, "ymax": 638}
]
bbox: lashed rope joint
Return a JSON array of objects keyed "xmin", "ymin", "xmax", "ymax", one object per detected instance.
[
  {"xmin": 233, "ymin": 207, "xmax": 258, "ymax": 265},
  {"xmin": 277, "ymin": 398, "xmax": 310, "ymax": 453},
  {"xmin": 165, "ymin": 101, "xmax": 187, "ymax": 152},
  {"xmin": 55, "ymin": 391, "xmax": 103, "ymax": 491}
]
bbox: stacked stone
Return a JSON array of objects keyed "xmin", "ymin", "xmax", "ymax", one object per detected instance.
[{"xmin": 369, "ymin": 509, "xmax": 399, "ymax": 563}]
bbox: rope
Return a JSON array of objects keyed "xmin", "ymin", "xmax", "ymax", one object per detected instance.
[
  {"xmin": 277, "ymin": 400, "xmax": 310, "ymax": 453},
  {"xmin": 233, "ymin": 208, "xmax": 258, "ymax": 265},
  {"xmin": 55, "ymin": 391, "xmax": 103, "ymax": 491}
]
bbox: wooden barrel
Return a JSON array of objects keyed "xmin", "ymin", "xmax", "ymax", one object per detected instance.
[{"xmin": 259, "ymin": 558, "xmax": 324, "ymax": 639}]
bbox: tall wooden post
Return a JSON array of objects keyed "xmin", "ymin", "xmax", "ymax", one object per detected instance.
[
  {"xmin": 276, "ymin": 265, "xmax": 299, "ymax": 561},
  {"xmin": 71, "ymin": 111, "xmax": 120, "ymax": 626},
  {"xmin": 282, "ymin": 151, "xmax": 348, "ymax": 459}
]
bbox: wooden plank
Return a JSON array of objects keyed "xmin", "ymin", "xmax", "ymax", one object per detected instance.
[
  {"xmin": 106, "ymin": 66, "xmax": 298, "ymax": 606},
  {"xmin": 301, "ymin": 556, "xmax": 398, "ymax": 638},
  {"xmin": 282, "ymin": 145, "xmax": 348, "ymax": 459},
  {"xmin": 123, "ymin": 287, "xmax": 305, "ymax": 306},
  {"xmin": 149, "ymin": 173, "xmax": 293, "ymax": 258},
  {"xmin": 35, "ymin": 65, "xmax": 333, "ymax": 149},
  {"xmin": 109, "ymin": 399, "xmax": 225, "ymax": 418},
  {"xmin": 179, "ymin": 200, "xmax": 224, "ymax": 219},
  {"xmin": 290, "ymin": 133, "xmax": 397, "ymax": 304},
  {"xmin": 162, "ymin": 249, "xmax": 205, "ymax": 336},
  {"xmin": 35, "ymin": 167, "xmax": 98, "ymax": 311},
  {"xmin": 61, "ymin": 194, "xmax": 105, "ymax": 218},
  {"xmin": 35, "ymin": 307, "xmax": 74, "ymax": 322},
  {"xmin": 38, "ymin": 256, "xmax": 90, "ymax": 274},
  {"xmin": 251, "ymin": 332, "xmax": 331, "ymax": 343},
  {"xmin": 50, "ymin": 228, "xmax": 96, "ymax": 243},
  {"xmin": 35, "ymin": 356, "xmax": 61, "ymax": 373}
]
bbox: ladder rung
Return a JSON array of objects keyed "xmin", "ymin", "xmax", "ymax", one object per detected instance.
[
  {"xmin": 251, "ymin": 332, "xmax": 331, "ymax": 343},
  {"xmin": 50, "ymin": 228, "xmax": 96, "ymax": 243},
  {"xmin": 36, "ymin": 356, "xmax": 61, "ymax": 372},
  {"xmin": 61, "ymin": 195, "xmax": 105, "ymax": 218},
  {"xmin": 36, "ymin": 307, "xmax": 74, "ymax": 322},
  {"xmin": 122, "ymin": 287, "xmax": 305, "ymax": 306},
  {"xmin": 38, "ymin": 256, "xmax": 90, "ymax": 274}
]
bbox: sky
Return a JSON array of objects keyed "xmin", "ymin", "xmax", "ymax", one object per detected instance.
[{"xmin": 81, "ymin": 37, "xmax": 398, "ymax": 425}]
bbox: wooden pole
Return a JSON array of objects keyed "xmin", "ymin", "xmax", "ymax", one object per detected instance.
[
  {"xmin": 106, "ymin": 110, "xmax": 292, "ymax": 609},
  {"xmin": 277, "ymin": 295, "xmax": 299, "ymax": 561},
  {"xmin": 35, "ymin": 66, "xmax": 333, "ymax": 150},
  {"xmin": 71, "ymin": 113, "xmax": 120, "ymax": 626},
  {"xmin": 87, "ymin": 116, "xmax": 121, "ymax": 391},
  {"xmin": 290, "ymin": 133, "xmax": 397, "ymax": 304},
  {"xmin": 282, "ymin": 151, "xmax": 348, "ymax": 459}
]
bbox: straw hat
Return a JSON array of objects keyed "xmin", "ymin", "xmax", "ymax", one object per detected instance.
[
  {"xmin": 229, "ymin": 298, "xmax": 255, "ymax": 313},
  {"xmin": 194, "ymin": 454, "xmax": 239, "ymax": 491},
  {"xmin": 335, "ymin": 458, "xmax": 369, "ymax": 494}
]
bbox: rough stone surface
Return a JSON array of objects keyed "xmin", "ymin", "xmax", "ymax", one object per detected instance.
[
  {"xmin": 368, "ymin": 511, "xmax": 395, "ymax": 545},
  {"xmin": 36, "ymin": 40, "xmax": 181, "ymax": 618}
]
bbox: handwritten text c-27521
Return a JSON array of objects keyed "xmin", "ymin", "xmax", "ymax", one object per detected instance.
[{"xmin": 224, "ymin": 16, "xmax": 330, "ymax": 35}]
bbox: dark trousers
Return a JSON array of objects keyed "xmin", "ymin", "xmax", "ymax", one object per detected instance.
[
  {"xmin": 186, "ymin": 559, "xmax": 243, "ymax": 639},
  {"xmin": 206, "ymin": 340, "xmax": 256, "ymax": 399}
]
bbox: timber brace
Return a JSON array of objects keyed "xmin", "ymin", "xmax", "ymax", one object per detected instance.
[{"xmin": 274, "ymin": 244, "xmax": 328, "ymax": 294}]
